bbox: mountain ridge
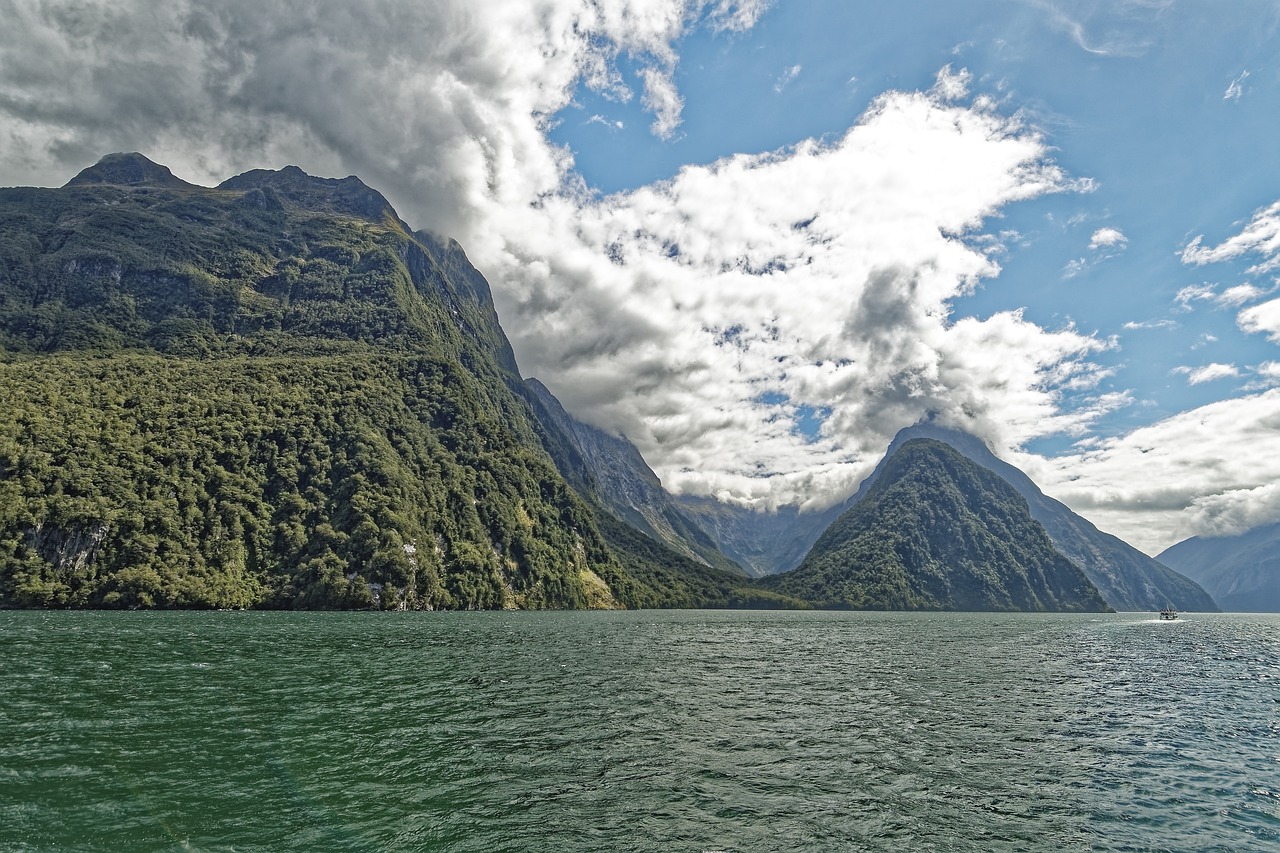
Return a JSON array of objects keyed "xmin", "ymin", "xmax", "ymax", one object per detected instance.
[
  {"xmin": 763, "ymin": 438, "xmax": 1111, "ymax": 611},
  {"xmin": 0, "ymin": 153, "xmax": 754, "ymax": 609},
  {"xmin": 1157, "ymin": 523, "xmax": 1280, "ymax": 612}
]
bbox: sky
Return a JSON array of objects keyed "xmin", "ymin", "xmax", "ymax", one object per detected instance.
[{"xmin": 3, "ymin": 0, "xmax": 1280, "ymax": 555}]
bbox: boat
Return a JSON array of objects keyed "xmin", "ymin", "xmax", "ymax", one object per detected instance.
[{"xmin": 1159, "ymin": 605, "xmax": 1178, "ymax": 620}]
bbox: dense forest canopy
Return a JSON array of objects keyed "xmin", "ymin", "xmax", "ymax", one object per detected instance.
[{"xmin": 0, "ymin": 155, "xmax": 784, "ymax": 610}]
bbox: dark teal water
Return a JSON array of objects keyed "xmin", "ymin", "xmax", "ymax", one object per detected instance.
[{"xmin": 1, "ymin": 610, "xmax": 1277, "ymax": 852}]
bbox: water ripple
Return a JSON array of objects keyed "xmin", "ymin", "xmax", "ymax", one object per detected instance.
[{"xmin": 1, "ymin": 610, "xmax": 1277, "ymax": 851}]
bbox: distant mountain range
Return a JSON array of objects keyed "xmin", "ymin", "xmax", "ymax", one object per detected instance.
[{"xmin": 1158, "ymin": 523, "xmax": 1280, "ymax": 612}]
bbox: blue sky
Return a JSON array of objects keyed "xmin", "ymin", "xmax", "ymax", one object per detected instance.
[
  {"xmin": 549, "ymin": 0, "xmax": 1280, "ymax": 451},
  {"xmin": 3, "ymin": 0, "xmax": 1280, "ymax": 553}
]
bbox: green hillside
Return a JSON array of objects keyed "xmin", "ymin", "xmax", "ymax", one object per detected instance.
[
  {"xmin": 0, "ymin": 153, "xmax": 747, "ymax": 610},
  {"xmin": 765, "ymin": 439, "xmax": 1110, "ymax": 612}
]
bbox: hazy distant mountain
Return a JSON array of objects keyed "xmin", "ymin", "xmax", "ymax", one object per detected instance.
[
  {"xmin": 762, "ymin": 438, "xmax": 1110, "ymax": 611},
  {"xmin": 1157, "ymin": 523, "xmax": 1280, "ymax": 612},
  {"xmin": 852, "ymin": 422, "xmax": 1217, "ymax": 612},
  {"xmin": 672, "ymin": 496, "xmax": 847, "ymax": 578}
]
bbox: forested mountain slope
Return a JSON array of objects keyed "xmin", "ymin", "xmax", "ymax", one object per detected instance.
[
  {"xmin": 0, "ymin": 153, "xmax": 763, "ymax": 609},
  {"xmin": 764, "ymin": 439, "xmax": 1110, "ymax": 612},
  {"xmin": 845, "ymin": 422, "xmax": 1217, "ymax": 612}
]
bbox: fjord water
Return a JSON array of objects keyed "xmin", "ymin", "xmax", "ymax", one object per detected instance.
[{"xmin": 2, "ymin": 611, "xmax": 1276, "ymax": 852}]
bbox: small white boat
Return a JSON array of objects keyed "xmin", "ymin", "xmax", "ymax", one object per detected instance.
[{"xmin": 1159, "ymin": 605, "xmax": 1178, "ymax": 620}]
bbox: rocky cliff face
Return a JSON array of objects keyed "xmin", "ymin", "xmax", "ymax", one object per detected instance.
[{"xmin": 521, "ymin": 379, "xmax": 744, "ymax": 575}]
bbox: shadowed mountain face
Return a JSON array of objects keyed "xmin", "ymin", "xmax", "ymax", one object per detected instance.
[
  {"xmin": 520, "ymin": 380, "xmax": 743, "ymax": 575},
  {"xmin": 1158, "ymin": 523, "xmax": 1280, "ymax": 612},
  {"xmin": 763, "ymin": 439, "xmax": 1111, "ymax": 612},
  {"xmin": 843, "ymin": 422, "xmax": 1217, "ymax": 612},
  {"xmin": 672, "ymin": 496, "xmax": 846, "ymax": 578}
]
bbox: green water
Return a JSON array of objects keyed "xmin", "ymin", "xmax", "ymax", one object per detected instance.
[{"xmin": 1, "ymin": 610, "xmax": 1277, "ymax": 851}]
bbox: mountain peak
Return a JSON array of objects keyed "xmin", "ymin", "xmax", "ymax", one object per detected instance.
[
  {"xmin": 217, "ymin": 165, "xmax": 396, "ymax": 223},
  {"xmin": 857, "ymin": 422, "xmax": 1218, "ymax": 611},
  {"xmin": 765, "ymin": 437, "xmax": 1111, "ymax": 611},
  {"xmin": 63, "ymin": 153, "xmax": 199, "ymax": 190}
]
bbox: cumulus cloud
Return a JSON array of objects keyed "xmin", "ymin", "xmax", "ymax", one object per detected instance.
[
  {"xmin": 1187, "ymin": 484, "xmax": 1280, "ymax": 537},
  {"xmin": 1173, "ymin": 363, "xmax": 1239, "ymax": 385},
  {"xmin": 930, "ymin": 65, "xmax": 972, "ymax": 101},
  {"xmin": 1089, "ymin": 226, "xmax": 1127, "ymax": 250},
  {"xmin": 1026, "ymin": 389, "xmax": 1280, "ymax": 553},
  {"xmin": 503, "ymin": 82, "xmax": 1110, "ymax": 509},
  {"xmin": 1065, "ymin": 224, "xmax": 1128, "ymax": 277},
  {"xmin": 1, "ymin": 0, "xmax": 1119, "ymax": 514},
  {"xmin": 1238, "ymin": 297, "xmax": 1280, "ymax": 343}
]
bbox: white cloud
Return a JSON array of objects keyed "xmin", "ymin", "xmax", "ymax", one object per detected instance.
[
  {"xmin": 1224, "ymin": 70, "xmax": 1250, "ymax": 101},
  {"xmin": 1025, "ymin": 389, "xmax": 1280, "ymax": 553},
  {"xmin": 1238, "ymin": 297, "xmax": 1280, "ymax": 343},
  {"xmin": 587, "ymin": 115, "xmax": 625, "ymax": 130},
  {"xmin": 1123, "ymin": 319, "xmax": 1176, "ymax": 330},
  {"xmin": 1187, "ymin": 484, "xmax": 1280, "ymax": 537},
  {"xmin": 1066, "ymin": 226, "xmax": 1128, "ymax": 277},
  {"xmin": 773, "ymin": 64, "xmax": 802, "ymax": 93},
  {"xmin": 1256, "ymin": 361, "xmax": 1280, "ymax": 382},
  {"xmin": 1244, "ymin": 361, "xmax": 1280, "ymax": 391},
  {"xmin": 1219, "ymin": 284, "xmax": 1266, "ymax": 305},
  {"xmin": 930, "ymin": 65, "xmax": 972, "ymax": 101},
  {"xmin": 1089, "ymin": 226, "xmax": 1127, "ymax": 250},
  {"xmin": 1173, "ymin": 363, "xmax": 1239, "ymax": 385},
  {"xmin": 1182, "ymin": 201, "xmax": 1280, "ymax": 274},
  {"xmin": 640, "ymin": 65, "xmax": 684, "ymax": 140}
]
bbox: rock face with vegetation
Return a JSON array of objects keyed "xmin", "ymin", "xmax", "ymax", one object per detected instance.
[
  {"xmin": 522, "ymin": 379, "xmax": 740, "ymax": 574},
  {"xmin": 1157, "ymin": 523, "xmax": 1280, "ymax": 612},
  {"xmin": 764, "ymin": 439, "xmax": 1111, "ymax": 612},
  {"xmin": 858, "ymin": 423, "xmax": 1218, "ymax": 611},
  {"xmin": 0, "ymin": 153, "xmax": 777, "ymax": 610}
]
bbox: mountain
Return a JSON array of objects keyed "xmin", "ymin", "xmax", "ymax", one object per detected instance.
[
  {"xmin": 520, "ymin": 380, "xmax": 742, "ymax": 574},
  {"xmin": 762, "ymin": 438, "xmax": 1111, "ymax": 611},
  {"xmin": 672, "ymin": 496, "xmax": 846, "ymax": 577},
  {"xmin": 516, "ymin": 378, "xmax": 800, "ymax": 607},
  {"xmin": 847, "ymin": 422, "xmax": 1217, "ymax": 612},
  {"xmin": 1157, "ymin": 523, "xmax": 1280, "ymax": 611},
  {"xmin": 0, "ymin": 153, "xmax": 767, "ymax": 610}
]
